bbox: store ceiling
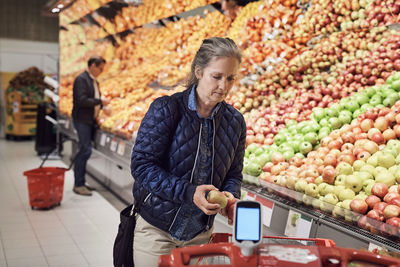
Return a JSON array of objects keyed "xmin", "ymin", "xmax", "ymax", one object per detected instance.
[{"xmin": 43, "ymin": 0, "xmax": 75, "ymax": 16}]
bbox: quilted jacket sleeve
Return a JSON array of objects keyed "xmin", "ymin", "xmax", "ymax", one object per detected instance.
[
  {"xmin": 221, "ymin": 116, "xmax": 246, "ymax": 199},
  {"xmin": 73, "ymin": 75, "xmax": 102, "ymax": 108},
  {"xmin": 131, "ymin": 97, "xmax": 197, "ymax": 204}
]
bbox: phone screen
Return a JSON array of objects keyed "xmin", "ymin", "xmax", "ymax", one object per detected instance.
[{"xmin": 235, "ymin": 207, "xmax": 260, "ymax": 242}]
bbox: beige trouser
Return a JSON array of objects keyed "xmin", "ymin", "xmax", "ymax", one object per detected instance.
[{"xmin": 133, "ymin": 215, "xmax": 213, "ymax": 267}]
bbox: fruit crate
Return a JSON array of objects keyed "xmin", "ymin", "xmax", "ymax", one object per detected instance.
[{"xmin": 5, "ymin": 91, "xmax": 38, "ymax": 137}]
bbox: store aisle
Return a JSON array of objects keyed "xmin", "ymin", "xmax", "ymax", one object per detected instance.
[{"xmin": 0, "ymin": 140, "xmax": 119, "ymax": 267}]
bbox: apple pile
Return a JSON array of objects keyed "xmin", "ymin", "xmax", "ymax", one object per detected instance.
[
  {"xmin": 256, "ymin": 92, "xmax": 400, "ymax": 236},
  {"xmin": 365, "ymin": 0, "xmax": 400, "ymax": 28}
]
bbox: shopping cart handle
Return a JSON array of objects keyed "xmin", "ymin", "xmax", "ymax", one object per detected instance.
[{"xmin": 158, "ymin": 243, "xmax": 257, "ymax": 267}]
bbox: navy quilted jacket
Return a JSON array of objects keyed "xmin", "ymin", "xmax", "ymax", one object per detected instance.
[{"xmin": 131, "ymin": 88, "xmax": 246, "ymax": 237}]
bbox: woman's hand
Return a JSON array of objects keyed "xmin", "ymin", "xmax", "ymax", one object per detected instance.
[
  {"xmin": 219, "ymin": 191, "xmax": 236, "ymax": 225},
  {"xmin": 193, "ymin": 185, "xmax": 221, "ymax": 215}
]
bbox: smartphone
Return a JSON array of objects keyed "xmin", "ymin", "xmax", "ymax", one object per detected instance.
[{"xmin": 233, "ymin": 200, "xmax": 262, "ymax": 245}]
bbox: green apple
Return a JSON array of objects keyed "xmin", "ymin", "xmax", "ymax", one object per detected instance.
[
  {"xmin": 375, "ymin": 171, "xmax": 396, "ymax": 187},
  {"xmin": 358, "ymin": 171, "xmax": 374, "ymax": 182},
  {"xmin": 346, "ymin": 101, "xmax": 360, "ymax": 113},
  {"xmin": 354, "ymin": 192, "xmax": 368, "ymax": 200},
  {"xmin": 352, "ymin": 109, "xmax": 363, "ymax": 119},
  {"xmin": 377, "ymin": 152, "xmax": 396, "ymax": 169},
  {"xmin": 387, "ymin": 140, "xmax": 400, "ymax": 152},
  {"xmin": 383, "ymin": 94, "xmax": 398, "ymax": 107},
  {"xmin": 355, "ymin": 94, "xmax": 370, "ymax": 105},
  {"xmin": 389, "ymin": 165, "xmax": 399, "ymax": 176},
  {"xmin": 353, "ymin": 160, "xmax": 365, "ymax": 171},
  {"xmin": 338, "ymin": 188, "xmax": 356, "ymax": 201},
  {"xmin": 364, "ymin": 86, "xmax": 377, "ymax": 98},
  {"xmin": 274, "ymin": 133, "xmax": 287, "ymax": 146},
  {"xmin": 304, "ymin": 132, "xmax": 318, "ymax": 145},
  {"xmin": 325, "ymin": 107, "xmax": 339, "ymax": 117},
  {"xmin": 299, "ymin": 141, "xmax": 313, "ymax": 155},
  {"xmin": 334, "ymin": 185, "xmax": 346, "ymax": 197},
  {"xmin": 369, "ymin": 94, "xmax": 382, "ymax": 106},
  {"xmin": 301, "ymin": 125, "xmax": 314, "ymax": 135},
  {"xmin": 245, "ymin": 162, "xmax": 262, "ymax": 177},
  {"xmin": 314, "ymin": 176, "xmax": 323, "ymax": 185},
  {"xmin": 312, "ymin": 197, "xmax": 322, "ymax": 209},
  {"xmin": 305, "ymin": 183, "xmax": 319, "ymax": 198},
  {"xmin": 332, "ymin": 202, "xmax": 344, "ymax": 217},
  {"xmin": 366, "ymin": 154, "xmax": 378, "ymax": 167},
  {"xmin": 246, "ymin": 143, "xmax": 259, "ymax": 154},
  {"xmin": 312, "ymin": 107, "xmax": 325, "ymax": 121},
  {"xmin": 383, "ymin": 147, "xmax": 398, "ymax": 158},
  {"xmin": 286, "ymin": 176, "xmax": 298, "ymax": 190},
  {"xmin": 334, "ymin": 175, "xmax": 346, "ymax": 186},
  {"xmin": 360, "ymin": 103, "xmax": 373, "ymax": 112},
  {"xmin": 341, "ymin": 199, "xmax": 352, "ymax": 210},
  {"xmin": 329, "ymin": 117, "xmax": 342, "ymax": 130},
  {"xmin": 302, "ymin": 194, "xmax": 314, "ymax": 206},
  {"xmin": 282, "ymin": 149, "xmax": 295, "ymax": 161},
  {"xmin": 318, "ymin": 130, "xmax": 330, "ymax": 140},
  {"xmin": 339, "ymin": 112, "xmax": 352, "ymax": 125},
  {"xmin": 321, "ymin": 193, "xmax": 339, "ymax": 213},
  {"xmin": 396, "ymin": 154, "xmax": 400, "ymax": 165},
  {"xmin": 359, "ymin": 164, "xmax": 376, "ymax": 177},
  {"xmin": 317, "ymin": 182, "xmax": 328, "ymax": 195},
  {"xmin": 295, "ymin": 153, "xmax": 305, "ymax": 159},
  {"xmin": 336, "ymin": 162, "xmax": 353, "ymax": 175},
  {"xmin": 319, "ymin": 118, "xmax": 330, "ymax": 128},
  {"xmin": 295, "ymin": 179, "xmax": 308, "ymax": 193},
  {"xmin": 345, "ymin": 175, "xmax": 363, "ymax": 192}
]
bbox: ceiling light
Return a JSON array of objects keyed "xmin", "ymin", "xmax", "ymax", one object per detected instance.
[
  {"xmin": 57, "ymin": 4, "xmax": 64, "ymax": 8},
  {"xmin": 52, "ymin": 7, "xmax": 60, "ymax": 13}
]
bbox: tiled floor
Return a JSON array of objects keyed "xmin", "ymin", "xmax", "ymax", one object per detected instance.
[{"xmin": 0, "ymin": 139, "xmax": 120, "ymax": 267}]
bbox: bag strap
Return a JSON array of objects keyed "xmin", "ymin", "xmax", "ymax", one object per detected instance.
[{"xmin": 130, "ymin": 189, "xmax": 148, "ymax": 216}]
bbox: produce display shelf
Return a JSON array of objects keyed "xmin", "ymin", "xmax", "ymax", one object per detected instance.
[{"xmin": 242, "ymin": 183, "xmax": 400, "ymax": 253}]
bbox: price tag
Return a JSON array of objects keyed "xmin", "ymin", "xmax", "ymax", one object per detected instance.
[
  {"xmin": 368, "ymin": 243, "xmax": 383, "ymax": 253},
  {"xmin": 284, "ymin": 210, "xmax": 312, "ymax": 240},
  {"xmin": 13, "ymin": 101, "xmax": 19, "ymax": 113},
  {"xmin": 100, "ymin": 133, "xmax": 107, "ymax": 147},
  {"xmin": 255, "ymin": 196, "xmax": 274, "ymax": 227},
  {"xmin": 117, "ymin": 141, "xmax": 126, "ymax": 156},
  {"xmin": 110, "ymin": 138, "xmax": 118, "ymax": 152}
]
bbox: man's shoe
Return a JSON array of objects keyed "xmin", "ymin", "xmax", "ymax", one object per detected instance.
[
  {"xmin": 85, "ymin": 183, "xmax": 96, "ymax": 191},
  {"xmin": 73, "ymin": 186, "xmax": 92, "ymax": 196}
]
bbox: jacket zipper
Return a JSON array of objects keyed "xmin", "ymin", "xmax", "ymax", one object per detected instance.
[
  {"xmin": 206, "ymin": 119, "xmax": 216, "ymax": 231},
  {"xmin": 168, "ymin": 123, "xmax": 203, "ymax": 232}
]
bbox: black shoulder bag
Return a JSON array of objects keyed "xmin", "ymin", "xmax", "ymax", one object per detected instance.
[{"xmin": 113, "ymin": 190, "xmax": 147, "ymax": 267}]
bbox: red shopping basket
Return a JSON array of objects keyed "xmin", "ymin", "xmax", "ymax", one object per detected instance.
[{"xmin": 23, "ymin": 167, "xmax": 67, "ymax": 209}]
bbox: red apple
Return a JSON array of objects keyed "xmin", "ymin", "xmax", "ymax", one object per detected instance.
[
  {"xmin": 371, "ymin": 133, "xmax": 385, "ymax": 145},
  {"xmin": 383, "ymin": 205, "xmax": 400, "ymax": 219},
  {"xmin": 383, "ymin": 129, "xmax": 396, "ymax": 142},
  {"xmin": 350, "ymin": 199, "xmax": 369, "ymax": 214},
  {"xmin": 386, "ymin": 217, "xmax": 400, "ymax": 227},
  {"xmin": 322, "ymin": 166, "xmax": 336, "ymax": 184},
  {"xmin": 372, "ymin": 183, "xmax": 389, "ymax": 198},
  {"xmin": 367, "ymin": 209, "xmax": 385, "ymax": 222},
  {"xmin": 360, "ymin": 119, "xmax": 374, "ymax": 132},
  {"xmin": 374, "ymin": 117, "xmax": 389, "ymax": 132},
  {"xmin": 373, "ymin": 202, "xmax": 389, "ymax": 213},
  {"xmin": 383, "ymin": 192, "xmax": 400, "ymax": 203},
  {"xmin": 366, "ymin": 195, "xmax": 381, "ymax": 210},
  {"xmin": 389, "ymin": 197, "xmax": 400, "ymax": 208}
]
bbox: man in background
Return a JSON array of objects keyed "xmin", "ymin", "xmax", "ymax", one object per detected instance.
[{"xmin": 72, "ymin": 56, "xmax": 110, "ymax": 196}]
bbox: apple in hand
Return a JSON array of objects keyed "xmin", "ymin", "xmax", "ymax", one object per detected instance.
[
  {"xmin": 226, "ymin": 197, "xmax": 238, "ymax": 222},
  {"xmin": 207, "ymin": 190, "xmax": 228, "ymax": 209}
]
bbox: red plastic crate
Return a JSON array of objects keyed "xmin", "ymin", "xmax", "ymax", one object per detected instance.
[{"xmin": 23, "ymin": 167, "xmax": 66, "ymax": 209}]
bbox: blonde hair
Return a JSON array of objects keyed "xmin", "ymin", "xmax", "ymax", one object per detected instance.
[{"xmin": 186, "ymin": 37, "xmax": 242, "ymax": 89}]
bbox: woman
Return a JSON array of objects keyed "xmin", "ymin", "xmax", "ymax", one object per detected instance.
[{"xmin": 131, "ymin": 37, "xmax": 246, "ymax": 267}]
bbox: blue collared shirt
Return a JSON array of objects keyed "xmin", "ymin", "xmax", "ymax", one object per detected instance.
[{"xmin": 170, "ymin": 86, "xmax": 220, "ymax": 241}]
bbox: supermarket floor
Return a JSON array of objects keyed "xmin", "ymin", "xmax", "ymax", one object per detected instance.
[{"xmin": 0, "ymin": 139, "xmax": 119, "ymax": 267}]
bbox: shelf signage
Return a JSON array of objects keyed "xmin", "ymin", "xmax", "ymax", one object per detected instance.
[
  {"xmin": 100, "ymin": 133, "xmax": 107, "ymax": 146},
  {"xmin": 284, "ymin": 210, "xmax": 313, "ymax": 241},
  {"xmin": 255, "ymin": 195, "xmax": 274, "ymax": 227},
  {"xmin": 117, "ymin": 141, "xmax": 126, "ymax": 156},
  {"xmin": 110, "ymin": 138, "xmax": 118, "ymax": 152}
]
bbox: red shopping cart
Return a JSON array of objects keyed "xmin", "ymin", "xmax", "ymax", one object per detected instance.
[{"xmin": 159, "ymin": 233, "xmax": 400, "ymax": 267}]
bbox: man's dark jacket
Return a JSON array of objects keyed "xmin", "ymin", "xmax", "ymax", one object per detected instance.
[
  {"xmin": 72, "ymin": 71, "xmax": 102, "ymax": 125},
  {"xmin": 131, "ymin": 88, "xmax": 246, "ymax": 236}
]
